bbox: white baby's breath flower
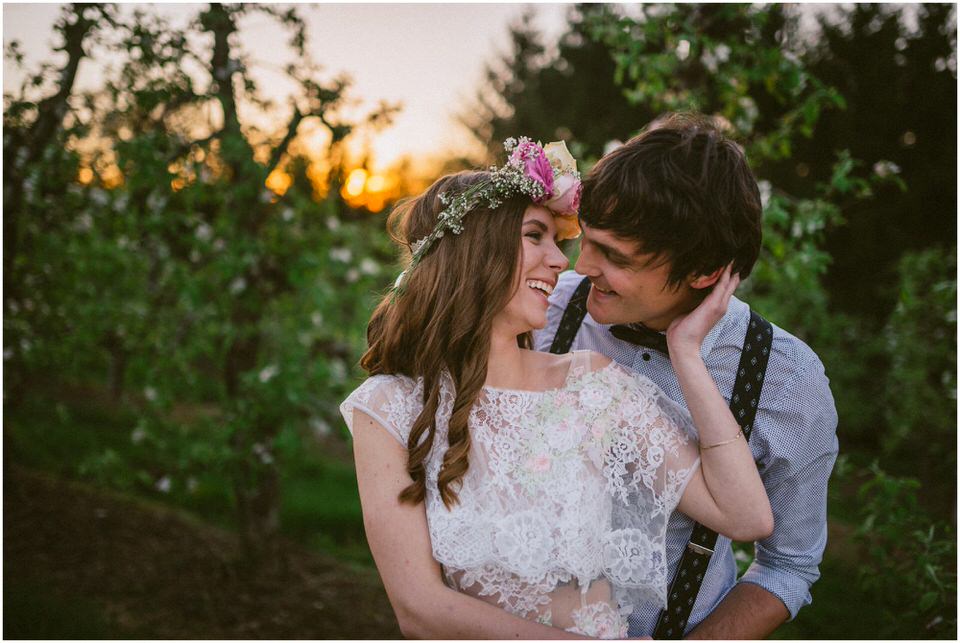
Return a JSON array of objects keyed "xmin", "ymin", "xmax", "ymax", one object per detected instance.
[
  {"xmin": 131, "ymin": 426, "xmax": 147, "ymax": 444},
  {"xmin": 326, "ymin": 216, "xmax": 341, "ymax": 231},
  {"xmin": 311, "ymin": 312, "xmax": 324, "ymax": 327},
  {"xmin": 345, "ymin": 268, "xmax": 359, "ymax": 283},
  {"xmin": 144, "ymin": 387, "xmax": 158, "ymax": 402}
]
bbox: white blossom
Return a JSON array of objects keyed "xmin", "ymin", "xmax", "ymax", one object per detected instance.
[
  {"xmin": 195, "ymin": 223, "xmax": 213, "ymax": 242},
  {"xmin": 229, "ymin": 277, "xmax": 247, "ymax": 294},
  {"xmin": 310, "ymin": 417, "xmax": 332, "ymax": 438},
  {"xmin": 757, "ymin": 180, "xmax": 772, "ymax": 210},
  {"xmin": 360, "ymin": 258, "xmax": 379, "ymax": 275},
  {"xmin": 258, "ymin": 364, "xmax": 279, "ymax": 383},
  {"xmin": 603, "ymin": 140, "xmax": 624, "ymax": 155},
  {"xmin": 329, "ymin": 247, "xmax": 352, "ymax": 263},
  {"xmin": 872, "ymin": 160, "xmax": 901, "ymax": 178},
  {"xmin": 252, "ymin": 442, "xmax": 274, "ymax": 465},
  {"xmin": 345, "ymin": 268, "xmax": 359, "ymax": 283},
  {"xmin": 329, "ymin": 358, "xmax": 347, "ymax": 383},
  {"xmin": 144, "ymin": 387, "xmax": 158, "ymax": 402},
  {"xmin": 155, "ymin": 476, "xmax": 172, "ymax": 493}
]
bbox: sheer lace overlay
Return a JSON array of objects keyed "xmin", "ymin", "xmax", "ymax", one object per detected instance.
[{"xmin": 340, "ymin": 351, "xmax": 700, "ymax": 638}]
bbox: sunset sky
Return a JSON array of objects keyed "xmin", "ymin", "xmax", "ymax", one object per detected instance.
[{"xmin": 3, "ymin": 3, "xmax": 570, "ymax": 174}]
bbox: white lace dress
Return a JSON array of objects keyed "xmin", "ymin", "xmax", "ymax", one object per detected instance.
[{"xmin": 340, "ymin": 350, "xmax": 700, "ymax": 638}]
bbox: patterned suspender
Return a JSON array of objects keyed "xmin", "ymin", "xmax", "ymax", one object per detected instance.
[
  {"xmin": 548, "ymin": 277, "xmax": 592, "ymax": 354},
  {"xmin": 549, "ymin": 280, "xmax": 774, "ymax": 639},
  {"xmin": 653, "ymin": 310, "xmax": 773, "ymax": 639}
]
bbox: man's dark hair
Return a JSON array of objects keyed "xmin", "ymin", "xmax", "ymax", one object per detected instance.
[{"xmin": 580, "ymin": 113, "xmax": 763, "ymax": 287}]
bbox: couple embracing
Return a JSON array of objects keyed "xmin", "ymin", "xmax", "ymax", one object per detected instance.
[{"xmin": 341, "ymin": 113, "xmax": 839, "ymax": 639}]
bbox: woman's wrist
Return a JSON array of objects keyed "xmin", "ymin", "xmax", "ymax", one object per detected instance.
[{"xmin": 669, "ymin": 343, "xmax": 704, "ymax": 365}]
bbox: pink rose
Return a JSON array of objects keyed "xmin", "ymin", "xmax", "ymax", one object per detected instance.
[
  {"xmin": 544, "ymin": 173, "xmax": 582, "ymax": 217},
  {"xmin": 511, "ymin": 140, "xmax": 554, "ymax": 203}
]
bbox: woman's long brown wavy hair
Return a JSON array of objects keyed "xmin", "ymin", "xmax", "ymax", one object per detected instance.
[{"xmin": 360, "ymin": 171, "xmax": 531, "ymax": 508}]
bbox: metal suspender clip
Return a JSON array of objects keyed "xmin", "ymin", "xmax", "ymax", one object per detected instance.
[{"xmin": 686, "ymin": 541, "xmax": 714, "ymax": 556}]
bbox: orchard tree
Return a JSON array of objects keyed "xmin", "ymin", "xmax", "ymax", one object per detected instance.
[{"xmin": 4, "ymin": 3, "xmax": 398, "ymax": 567}]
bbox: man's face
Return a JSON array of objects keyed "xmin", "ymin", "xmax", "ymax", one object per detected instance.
[{"xmin": 575, "ymin": 224, "xmax": 698, "ymax": 330}]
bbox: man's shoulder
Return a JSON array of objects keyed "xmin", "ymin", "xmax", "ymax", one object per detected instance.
[{"xmin": 765, "ymin": 316, "xmax": 825, "ymax": 381}]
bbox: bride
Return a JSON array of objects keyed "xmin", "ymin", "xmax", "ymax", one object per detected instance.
[{"xmin": 340, "ymin": 138, "xmax": 772, "ymax": 638}]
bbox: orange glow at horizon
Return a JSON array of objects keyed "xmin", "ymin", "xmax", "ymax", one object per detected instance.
[
  {"xmin": 341, "ymin": 166, "xmax": 400, "ymax": 213},
  {"xmin": 265, "ymin": 168, "xmax": 293, "ymax": 196}
]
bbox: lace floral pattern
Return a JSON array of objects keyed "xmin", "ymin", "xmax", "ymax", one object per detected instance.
[{"xmin": 340, "ymin": 352, "xmax": 700, "ymax": 638}]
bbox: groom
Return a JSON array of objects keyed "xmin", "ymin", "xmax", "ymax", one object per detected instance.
[{"xmin": 533, "ymin": 114, "xmax": 839, "ymax": 639}]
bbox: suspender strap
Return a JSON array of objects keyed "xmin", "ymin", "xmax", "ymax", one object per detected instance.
[
  {"xmin": 653, "ymin": 310, "xmax": 773, "ymax": 639},
  {"xmin": 548, "ymin": 276, "xmax": 592, "ymax": 354}
]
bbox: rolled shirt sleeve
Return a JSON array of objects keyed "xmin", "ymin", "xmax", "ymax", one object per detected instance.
[{"xmin": 740, "ymin": 355, "xmax": 839, "ymax": 619}]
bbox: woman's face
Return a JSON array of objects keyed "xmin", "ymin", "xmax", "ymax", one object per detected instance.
[{"xmin": 493, "ymin": 205, "xmax": 569, "ymax": 336}]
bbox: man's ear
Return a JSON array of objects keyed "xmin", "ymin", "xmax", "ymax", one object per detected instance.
[{"xmin": 689, "ymin": 266, "xmax": 725, "ymax": 291}]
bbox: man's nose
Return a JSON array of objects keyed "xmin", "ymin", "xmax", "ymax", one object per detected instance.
[{"xmin": 575, "ymin": 244, "xmax": 597, "ymax": 276}]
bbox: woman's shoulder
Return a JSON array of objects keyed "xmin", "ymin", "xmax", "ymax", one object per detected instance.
[{"xmin": 340, "ymin": 373, "xmax": 421, "ymax": 442}]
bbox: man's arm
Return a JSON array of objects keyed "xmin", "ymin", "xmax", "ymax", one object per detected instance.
[
  {"xmin": 690, "ymin": 355, "xmax": 839, "ymax": 639},
  {"xmin": 685, "ymin": 583, "xmax": 788, "ymax": 639}
]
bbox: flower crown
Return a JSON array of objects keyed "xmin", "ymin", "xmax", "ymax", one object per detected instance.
[{"xmin": 393, "ymin": 137, "xmax": 582, "ymax": 292}]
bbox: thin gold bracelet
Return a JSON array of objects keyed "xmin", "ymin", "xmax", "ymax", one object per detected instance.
[{"xmin": 700, "ymin": 429, "xmax": 744, "ymax": 451}]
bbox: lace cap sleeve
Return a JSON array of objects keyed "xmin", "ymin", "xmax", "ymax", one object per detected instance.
[{"xmin": 339, "ymin": 375, "xmax": 419, "ymax": 446}]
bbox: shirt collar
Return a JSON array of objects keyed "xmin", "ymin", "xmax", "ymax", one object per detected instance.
[{"xmin": 583, "ymin": 294, "xmax": 748, "ymax": 359}]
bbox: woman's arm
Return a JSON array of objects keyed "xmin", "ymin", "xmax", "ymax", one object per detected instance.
[
  {"xmin": 352, "ymin": 409, "xmax": 587, "ymax": 639},
  {"xmin": 666, "ymin": 266, "xmax": 774, "ymax": 542}
]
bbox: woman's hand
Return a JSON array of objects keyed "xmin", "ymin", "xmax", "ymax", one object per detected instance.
[{"xmin": 666, "ymin": 264, "xmax": 739, "ymax": 359}]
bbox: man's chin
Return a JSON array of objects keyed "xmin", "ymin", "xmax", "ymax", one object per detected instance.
[{"xmin": 586, "ymin": 290, "xmax": 626, "ymax": 325}]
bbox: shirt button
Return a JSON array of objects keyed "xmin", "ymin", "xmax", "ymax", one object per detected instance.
[{"xmin": 642, "ymin": 353, "xmax": 651, "ymax": 361}]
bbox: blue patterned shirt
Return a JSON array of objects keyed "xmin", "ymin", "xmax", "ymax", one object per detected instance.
[{"xmin": 533, "ymin": 271, "xmax": 839, "ymax": 637}]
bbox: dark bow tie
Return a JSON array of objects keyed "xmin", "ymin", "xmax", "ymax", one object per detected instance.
[{"xmin": 610, "ymin": 323, "xmax": 670, "ymax": 356}]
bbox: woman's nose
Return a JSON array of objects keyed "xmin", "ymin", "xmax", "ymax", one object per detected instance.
[{"xmin": 548, "ymin": 243, "xmax": 569, "ymax": 272}]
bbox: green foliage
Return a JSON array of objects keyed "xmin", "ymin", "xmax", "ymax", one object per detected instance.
[
  {"xmin": 3, "ymin": 4, "xmax": 398, "ymax": 557},
  {"xmin": 855, "ymin": 461, "xmax": 957, "ymax": 638},
  {"xmin": 882, "ymin": 247, "xmax": 957, "ymax": 476}
]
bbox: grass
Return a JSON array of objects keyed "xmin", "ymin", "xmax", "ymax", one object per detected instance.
[
  {"xmin": 3, "ymin": 581, "xmax": 128, "ymax": 639},
  {"xmin": 4, "ymin": 388, "xmax": 371, "ymax": 565}
]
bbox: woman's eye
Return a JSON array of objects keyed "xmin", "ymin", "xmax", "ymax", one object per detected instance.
[{"xmin": 525, "ymin": 231, "xmax": 543, "ymax": 242}]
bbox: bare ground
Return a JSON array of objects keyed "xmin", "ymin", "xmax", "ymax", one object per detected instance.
[{"xmin": 4, "ymin": 465, "xmax": 402, "ymax": 639}]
